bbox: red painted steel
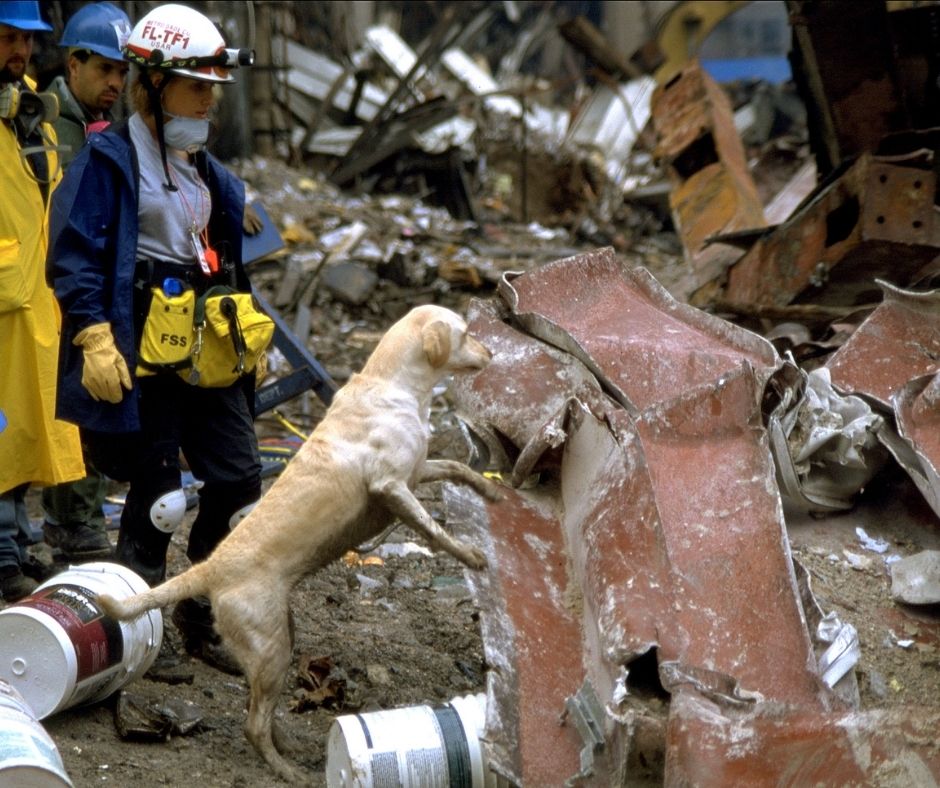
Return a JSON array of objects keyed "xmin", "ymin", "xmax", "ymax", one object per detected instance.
[
  {"xmin": 445, "ymin": 485, "xmax": 584, "ymax": 786},
  {"xmin": 827, "ymin": 281, "xmax": 940, "ymax": 409},
  {"xmin": 666, "ymin": 689, "xmax": 940, "ymax": 786},
  {"xmin": 497, "ymin": 247, "xmax": 779, "ymax": 413}
]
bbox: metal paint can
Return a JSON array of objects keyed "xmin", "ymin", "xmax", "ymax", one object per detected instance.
[
  {"xmin": 0, "ymin": 678, "xmax": 74, "ymax": 786},
  {"xmin": 326, "ymin": 693, "xmax": 500, "ymax": 788},
  {"xmin": 0, "ymin": 561, "xmax": 162, "ymax": 719}
]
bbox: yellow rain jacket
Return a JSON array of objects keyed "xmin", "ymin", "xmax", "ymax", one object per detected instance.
[{"xmin": 0, "ymin": 77, "xmax": 83, "ymax": 491}]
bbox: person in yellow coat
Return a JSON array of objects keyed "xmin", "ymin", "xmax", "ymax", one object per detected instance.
[{"xmin": 0, "ymin": 1, "xmax": 84, "ymax": 602}]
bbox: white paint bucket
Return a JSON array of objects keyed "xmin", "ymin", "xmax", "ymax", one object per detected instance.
[
  {"xmin": 0, "ymin": 561, "xmax": 162, "ymax": 719},
  {"xmin": 326, "ymin": 692, "xmax": 499, "ymax": 788},
  {"xmin": 0, "ymin": 678, "xmax": 74, "ymax": 787}
]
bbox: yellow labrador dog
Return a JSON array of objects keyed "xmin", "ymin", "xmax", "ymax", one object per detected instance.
[{"xmin": 99, "ymin": 304, "xmax": 500, "ymax": 784}]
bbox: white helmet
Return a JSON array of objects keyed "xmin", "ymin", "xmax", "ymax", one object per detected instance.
[{"xmin": 124, "ymin": 3, "xmax": 252, "ymax": 83}]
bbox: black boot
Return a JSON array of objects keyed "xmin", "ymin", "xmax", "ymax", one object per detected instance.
[
  {"xmin": 0, "ymin": 564, "xmax": 37, "ymax": 603},
  {"xmin": 44, "ymin": 521, "xmax": 113, "ymax": 560},
  {"xmin": 115, "ymin": 533, "xmax": 168, "ymax": 587},
  {"xmin": 171, "ymin": 596, "xmax": 242, "ymax": 675}
]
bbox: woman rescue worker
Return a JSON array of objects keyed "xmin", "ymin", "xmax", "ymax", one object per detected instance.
[{"xmin": 48, "ymin": 3, "xmax": 266, "ymax": 672}]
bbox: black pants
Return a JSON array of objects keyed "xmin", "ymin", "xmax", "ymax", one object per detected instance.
[{"xmin": 84, "ymin": 374, "xmax": 261, "ymax": 585}]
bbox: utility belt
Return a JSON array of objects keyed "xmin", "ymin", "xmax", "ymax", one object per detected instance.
[{"xmin": 134, "ymin": 258, "xmax": 274, "ymax": 388}]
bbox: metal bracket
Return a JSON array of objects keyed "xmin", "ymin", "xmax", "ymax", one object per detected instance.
[
  {"xmin": 563, "ymin": 679, "xmax": 606, "ymax": 786},
  {"xmin": 252, "ymin": 286, "xmax": 337, "ymax": 413}
]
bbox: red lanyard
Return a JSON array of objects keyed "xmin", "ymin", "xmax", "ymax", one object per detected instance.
[{"xmin": 169, "ymin": 163, "xmax": 219, "ymax": 274}]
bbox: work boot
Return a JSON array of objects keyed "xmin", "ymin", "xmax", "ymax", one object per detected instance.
[
  {"xmin": 144, "ymin": 636, "xmax": 195, "ymax": 685},
  {"xmin": 0, "ymin": 565, "xmax": 38, "ymax": 603},
  {"xmin": 44, "ymin": 522, "xmax": 113, "ymax": 561},
  {"xmin": 171, "ymin": 597, "xmax": 242, "ymax": 676},
  {"xmin": 20, "ymin": 554, "xmax": 55, "ymax": 582}
]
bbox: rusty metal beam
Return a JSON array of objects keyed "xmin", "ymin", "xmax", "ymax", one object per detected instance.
[
  {"xmin": 450, "ymin": 298, "xmax": 609, "ymax": 485},
  {"xmin": 631, "ymin": 368, "xmax": 825, "ymax": 707},
  {"xmin": 787, "ymin": 0, "xmax": 906, "ymax": 176},
  {"xmin": 724, "ymin": 155, "xmax": 940, "ymax": 308},
  {"xmin": 447, "ymin": 250, "xmax": 843, "ymax": 785},
  {"xmin": 650, "ymin": 60, "xmax": 767, "ymax": 295},
  {"xmin": 827, "ymin": 280, "xmax": 940, "ymax": 409},
  {"xmin": 445, "ymin": 485, "xmax": 584, "ymax": 787}
]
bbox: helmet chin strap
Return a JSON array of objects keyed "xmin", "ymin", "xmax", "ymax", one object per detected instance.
[{"xmin": 142, "ymin": 72, "xmax": 178, "ymax": 192}]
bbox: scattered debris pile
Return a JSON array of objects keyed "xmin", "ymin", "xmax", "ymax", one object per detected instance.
[{"xmin": 237, "ymin": 3, "xmax": 940, "ymax": 782}]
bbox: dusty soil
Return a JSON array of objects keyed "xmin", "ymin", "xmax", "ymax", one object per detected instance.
[
  {"xmin": 9, "ymin": 157, "xmax": 940, "ymax": 786},
  {"xmin": 38, "ymin": 537, "xmax": 486, "ymax": 787}
]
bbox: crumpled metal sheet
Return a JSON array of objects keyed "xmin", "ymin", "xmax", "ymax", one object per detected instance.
[
  {"xmin": 793, "ymin": 560, "xmax": 860, "ymax": 708},
  {"xmin": 450, "ymin": 367, "xmax": 828, "ymax": 786},
  {"xmin": 826, "ymin": 281, "xmax": 940, "ymax": 518},
  {"xmin": 497, "ymin": 247, "xmax": 780, "ymax": 413},
  {"xmin": 444, "ymin": 484, "xmax": 584, "ymax": 787},
  {"xmin": 665, "ymin": 689, "xmax": 940, "ymax": 787},
  {"xmin": 827, "ymin": 280, "xmax": 940, "ymax": 410},
  {"xmin": 725, "ymin": 155, "xmax": 940, "ymax": 308},
  {"xmin": 767, "ymin": 364, "xmax": 889, "ymax": 511},
  {"xmin": 447, "ymin": 250, "xmax": 843, "ymax": 785},
  {"xmin": 884, "ymin": 372, "xmax": 940, "ymax": 519},
  {"xmin": 629, "ymin": 366, "xmax": 825, "ymax": 707},
  {"xmin": 451, "ymin": 298, "xmax": 610, "ymax": 486}
]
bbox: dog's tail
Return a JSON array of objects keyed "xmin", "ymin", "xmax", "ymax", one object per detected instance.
[{"xmin": 98, "ymin": 563, "xmax": 210, "ymax": 621}]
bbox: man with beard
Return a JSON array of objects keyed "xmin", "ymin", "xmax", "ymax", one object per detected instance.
[
  {"xmin": 40, "ymin": 2, "xmax": 132, "ymax": 562},
  {"xmin": 0, "ymin": 1, "xmax": 84, "ymax": 601},
  {"xmin": 46, "ymin": 2, "xmax": 130, "ymax": 168}
]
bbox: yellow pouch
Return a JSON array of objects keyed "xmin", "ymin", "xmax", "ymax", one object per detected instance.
[
  {"xmin": 183, "ymin": 287, "xmax": 274, "ymax": 388},
  {"xmin": 136, "ymin": 285, "xmax": 196, "ymax": 377}
]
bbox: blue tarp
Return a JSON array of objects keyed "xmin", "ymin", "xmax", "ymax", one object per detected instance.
[{"xmin": 701, "ymin": 56, "xmax": 792, "ymax": 84}]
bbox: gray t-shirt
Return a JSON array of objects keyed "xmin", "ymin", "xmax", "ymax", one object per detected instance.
[{"xmin": 130, "ymin": 112, "xmax": 211, "ymax": 267}]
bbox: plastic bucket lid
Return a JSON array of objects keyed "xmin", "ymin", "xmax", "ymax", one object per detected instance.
[
  {"xmin": 0, "ymin": 679, "xmax": 74, "ymax": 787},
  {"xmin": 0, "ymin": 562, "xmax": 162, "ymax": 719}
]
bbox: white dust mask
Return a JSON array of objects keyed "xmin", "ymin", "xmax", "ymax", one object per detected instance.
[{"xmin": 162, "ymin": 112, "xmax": 209, "ymax": 153}]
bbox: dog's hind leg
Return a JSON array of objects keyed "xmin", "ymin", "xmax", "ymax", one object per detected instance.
[
  {"xmin": 375, "ymin": 479, "xmax": 487, "ymax": 569},
  {"xmin": 214, "ymin": 589, "xmax": 305, "ymax": 784},
  {"xmin": 417, "ymin": 459, "xmax": 503, "ymax": 501}
]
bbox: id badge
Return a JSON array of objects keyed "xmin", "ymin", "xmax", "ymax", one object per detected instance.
[{"xmin": 190, "ymin": 229, "xmax": 212, "ymax": 275}]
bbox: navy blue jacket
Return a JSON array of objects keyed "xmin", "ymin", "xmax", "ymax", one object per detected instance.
[{"xmin": 49, "ymin": 121, "xmax": 249, "ymax": 433}]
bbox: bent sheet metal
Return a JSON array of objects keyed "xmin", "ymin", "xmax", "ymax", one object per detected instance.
[{"xmin": 447, "ymin": 249, "xmax": 860, "ymax": 785}]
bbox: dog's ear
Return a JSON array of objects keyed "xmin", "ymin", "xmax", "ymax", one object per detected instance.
[{"xmin": 423, "ymin": 320, "xmax": 452, "ymax": 368}]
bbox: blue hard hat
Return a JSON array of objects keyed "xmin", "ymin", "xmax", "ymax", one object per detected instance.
[
  {"xmin": 0, "ymin": 1, "xmax": 53, "ymax": 31},
  {"xmin": 60, "ymin": 2, "xmax": 131, "ymax": 61}
]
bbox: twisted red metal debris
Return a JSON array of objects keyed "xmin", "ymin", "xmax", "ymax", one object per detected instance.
[{"xmin": 446, "ymin": 248, "xmax": 940, "ymax": 786}]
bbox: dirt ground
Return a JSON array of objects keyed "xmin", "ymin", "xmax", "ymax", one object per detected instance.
[{"xmin": 8, "ymin": 157, "xmax": 940, "ymax": 787}]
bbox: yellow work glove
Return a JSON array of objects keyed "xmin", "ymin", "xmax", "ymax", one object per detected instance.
[{"xmin": 73, "ymin": 322, "xmax": 132, "ymax": 403}]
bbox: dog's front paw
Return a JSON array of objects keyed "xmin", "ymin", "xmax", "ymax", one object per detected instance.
[{"xmin": 460, "ymin": 545, "xmax": 488, "ymax": 570}]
